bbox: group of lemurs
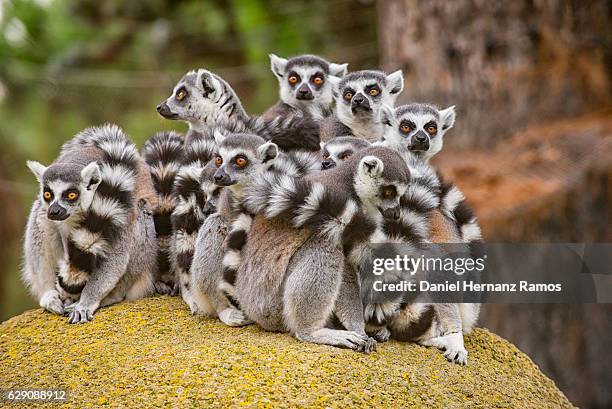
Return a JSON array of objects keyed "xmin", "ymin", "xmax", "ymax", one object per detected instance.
[{"xmin": 23, "ymin": 54, "xmax": 482, "ymax": 365}]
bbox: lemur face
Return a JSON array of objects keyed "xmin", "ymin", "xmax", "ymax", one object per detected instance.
[
  {"xmin": 157, "ymin": 69, "xmax": 237, "ymax": 126},
  {"xmin": 27, "ymin": 161, "xmax": 101, "ymax": 221},
  {"xmin": 321, "ymin": 136, "xmax": 370, "ymax": 170},
  {"xmin": 351, "ymin": 147, "xmax": 410, "ymax": 221},
  {"xmin": 380, "ymin": 103, "xmax": 456, "ymax": 161},
  {"xmin": 200, "ymin": 163, "xmax": 223, "ymax": 216},
  {"xmin": 212, "ymin": 133, "xmax": 278, "ymax": 196},
  {"xmin": 270, "ymin": 54, "xmax": 348, "ymax": 109},
  {"xmin": 331, "ymin": 70, "xmax": 404, "ymax": 124}
]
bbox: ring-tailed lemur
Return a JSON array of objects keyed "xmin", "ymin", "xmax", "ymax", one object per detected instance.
[
  {"xmin": 377, "ymin": 103, "xmax": 483, "ymax": 250},
  {"xmin": 145, "ymin": 69, "xmax": 322, "ymax": 295},
  {"xmin": 201, "ymin": 132, "xmax": 318, "ymax": 324},
  {"xmin": 320, "ymin": 136, "xmax": 371, "ymax": 170},
  {"xmin": 264, "ymin": 54, "xmax": 348, "ymax": 120},
  {"xmin": 319, "ymin": 70, "xmax": 404, "ymax": 142},
  {"xmin": 23, "ymin": 124, "xmax": 157, "ymax": 323},
  {"xmin": 241, "ymin": 146, "xmax": 475, "ymax": 364},
  {"xmin": 229, "ymin": 147, "xmax": 414, "ymax": 352}
]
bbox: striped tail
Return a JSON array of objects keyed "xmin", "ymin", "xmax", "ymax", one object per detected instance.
[
  {"xmin": 142, "ymin": 131, "xmax": 184, "ymax": 294},
  {"xmin": 60, "ymin": 124, "xmax": 139, "ymax": 297},
  {"xmin": 242, "ymin": 173, "xmax": 379, "ymax": 256},
  {"xmin": 437, "ymin": 172, "xmax": 483, "ymax": 254}
]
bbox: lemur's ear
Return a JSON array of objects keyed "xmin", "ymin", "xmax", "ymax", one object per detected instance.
[
  {"xmin": 328, "ymin": 75, "xmax": 341, "ymax": 98},
  {"xmin": 379, "ymin": 105, "xmax": 395, "ymax": 127},
  {"xmin": 440, "ymin": 105, "xmax": 456, "ymax": 131},
  {"xmin": 26, "ymin": 160, "xmax": 47, "ymax": 183},
  {"xmin": 269, "ymin": 54, "xmax": 288, "ymax": 79},
  {"xmin": 386, "ymin": 70, "xmax": 404, "ymax": 95},
  {"xmin": 213, "ymin": 129, "xmax": 226, "ymax": 145},
  {"xmin": 360, "ymin": 156, "xmax": 384, "ymax": 178},
  {"xmin": 80, "ymin": 162, "xmax": 101, "ymax": 191},
  {"xmin": 329, "ymin": 63, "xmax": 348, "ymax": 78},
  {"xmin": 258, "ymin": 142, "xmax": 278, "ymax": 163},
  {"xmin": 197, "ymin": 69, "xmax": 217, "ymax": 95}
]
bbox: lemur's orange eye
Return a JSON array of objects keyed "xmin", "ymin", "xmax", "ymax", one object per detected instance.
[
  {"xmin": 312, "ymin": 76, "xmax": 323, "ymax": 85},
  {"xmin": 400, "ymin": 124, "xmax": 411, "ymax": 133},
  {"xmin": 67, "ymin": 192, "xmax": 78, "ymax": 201},
  {"xmin": 289, "ymin": 76, "xmax": 299, "ymax": 85},
  {"xmin": 340, "ymin": 153, "xmax": 352, "ymax": 160},
  {"xmin": 369, "ymin": 89, "xmax": 379, "ymax": 96},
  {"xmin": 235, "ymin": 157, "xmax": 248, "ymax": 168},
  {"xmin": 382, "ymin": 187, "xmax": 396, "ymax": 199},
  {"xmin": 176, "ymin": 89, "xmax": 187, "ymax": 101},
  {"xmin": 322, "ymin": 153, "xmax": 329, "ymax": 159},
  {"xmin": 43, "ymin": 191, "xmax": 53, "ymax": 201},
  {"xmin": 214, "ymin": 156, "xmax": 223, "ymax": 167},
  {"xmin": 426, "ymin": 125, "xmax": 437, "ymax": 134},
  {"xmin": 343, "ymin": 92, "xmax": 353, "ymax": 101}
]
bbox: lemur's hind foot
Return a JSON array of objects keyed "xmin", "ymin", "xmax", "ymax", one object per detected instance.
[{"xmin": 420, "ymin": 332, "xmax": 468, "ymax": 365}]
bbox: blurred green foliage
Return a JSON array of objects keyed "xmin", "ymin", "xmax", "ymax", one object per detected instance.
[{"xmin": 0, "ymin": 0, "xmax": 378, "ymax": 320}]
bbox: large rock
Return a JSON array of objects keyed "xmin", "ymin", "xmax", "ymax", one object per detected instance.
[{"xmin": 0, "ymin": 297, "xmax": 573, "ymax": 408}]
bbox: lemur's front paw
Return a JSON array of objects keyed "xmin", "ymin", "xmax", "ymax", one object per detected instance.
[
  {"xmin": 154, "ymin": 281, "xmax": 173, "ymax": 295},
  {"xmin": 368, "ymin": 327, "xmax": 391, "ymax": 343},
  {"xmin": 364, "ymin": 302, "xmax": 400, "ymax": 326},
  {"xmin": 218, "ymin": 307, "xmax": 252, "ymax": 327},
  {"xmin": 39, "ymin": 290, "xmax": 64, "ymax": 315},
  {"xmin": 65, "ymin": 302, "xmax": 96, "ymax": 324}
]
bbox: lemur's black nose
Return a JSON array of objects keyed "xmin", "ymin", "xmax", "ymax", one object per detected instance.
[
  {"xmin": 47, "ymin": 204, "xmax": 68, "ymax": 221},
  {"xmin": 156, "ymin": 104, "xmax": 163, "ymax": 112},
  {"xmin": 296, "ymin": 84, "xmax": 313, "ymax": 100},
  {"xmin": 321, "ymin": 160, "xmax": 335, "ymax": 170},
  {"xmin": 353, "ymin": 95, "xmax": 365, "ymax": 105},
  {"xmin": 415, "ymin": 132, "xmax": 427, "ymax": 142}
]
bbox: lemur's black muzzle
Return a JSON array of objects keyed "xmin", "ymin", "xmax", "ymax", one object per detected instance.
[
  {"xmin": 202, "ymin": 201, "xmax": 216, "ymax": 215},
  {"xmin": 380, "ymin": 206, "xmax": 401, "ymax": 221},
  {"xmin": 213, "ymin": 168, "xmax": 235, "ymax": 186},
  {"xmin": 47, "ymin": 203, "xmax": 68, "ymax": 221},
  {"xmin": 296, "ymin": 84, "xmax": 314, "ymax": 100},
  {"xmin": 351, "ymin": 93, "xmax": 371, "ymax": 113},
  {"xmin": 409, "ymin": 130, "xmax": 430, "ymax": 151},
  {"xmin": 321, "ymin": 159, "xmax": 336, "ymax": 170},
  {"xmin": 156, "ymin": 102, "xmax": 179, "ymax": 119}
]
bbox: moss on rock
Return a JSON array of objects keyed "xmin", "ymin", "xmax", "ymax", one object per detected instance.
[{"xmin": 0, "ymin": 297, "xmax": 574, "ymax": 408}]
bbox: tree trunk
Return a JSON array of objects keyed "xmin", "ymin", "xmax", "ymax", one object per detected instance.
[{"xmin": 377, "ymin": 0, "xmax": 611, "ymax": 149}]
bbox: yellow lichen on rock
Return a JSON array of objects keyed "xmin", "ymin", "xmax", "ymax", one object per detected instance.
[{"xmin": 0, "ymin": 297, "xmax": 574, "ymax": 408}]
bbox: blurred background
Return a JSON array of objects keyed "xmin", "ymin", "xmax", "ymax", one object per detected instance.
[{"xmin": 0, "ymin": 0, "xmax": 610, "ymax": 407}]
